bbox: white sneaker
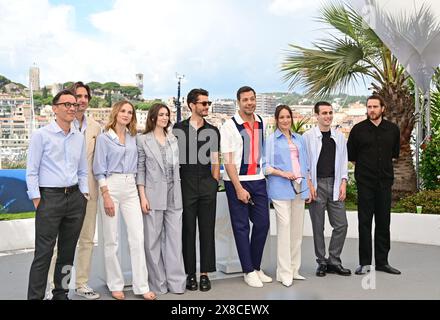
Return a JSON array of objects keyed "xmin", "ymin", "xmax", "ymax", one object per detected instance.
[
  {"xmin": 244, "ymin": 271, "xmax": 263, "ymax": 288},
  {"xmin": 293, "ymin": 274, "xmax": 306, "ymax": 280},
  {"xmin": 75, "ymin": 285, "xmax": 100, "ymax": 300},
  {"xmin": 256, "ymin": 269, "xmax": 273, "ymax": 283}
]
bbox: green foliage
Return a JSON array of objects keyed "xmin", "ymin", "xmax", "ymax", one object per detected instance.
[
  {"xmin": 102, "ymin": 82, "xmax": 121, "ymax": 91},
  {"xmin": 120, "ymin": 86, "xmax": 141, "ymax": 99},
  {"xmin": 87, "ymin": 81, "xmax": 102, "ymax": 90},
  {"xmin": 0, "ymin": 212, "xmax": 36, "ymax": 221},
  {"xmin": 89, "ymin": 96, "xmax": 109, "ymax": 108},
  {"xmin": 291, "ymin": 117, "xmax": 310, "ymax": 134},
  {"xmin": 63, "ymin": 81, "xmax": 74, "ymax": 89},
  {"xmin": 33, "ymin": 93, "xmax": 53, "ymax": 107},
  {"xmin": 42, "ymin": 86, "xmax": 48, "ymax": 99},
  {"xmin": 345, "ymin": 176, "xmax": 358, "ymax": 204},
  {"xmin": 397, "ymin": 190, "xmax": 440, "ymax": 214},
  {"xmin": 0, "ymin": 74, "xmax": 11, "ymax": 88},
  {"xmin": 135, "ymin": 99, "xmax": 164, "ymax": 110},
  {"xmin": 420, "ymin": 131, "xmax": 440, "ymax": 190}
]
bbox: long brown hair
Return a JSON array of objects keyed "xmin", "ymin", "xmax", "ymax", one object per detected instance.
[
  {"xmin": 274, "ymin": 104, "xmax": 293, "ymax": 129},
  {"xmin": 144, "ymin": 103, "xmax": 171, "ymax": 135},
  {"xmin": 105, "ymin": 100, "xmax": 137, "ymax": 136}
]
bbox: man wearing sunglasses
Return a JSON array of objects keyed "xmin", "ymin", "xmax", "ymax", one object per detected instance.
[
  {"xmin": 173, "ymin": 88, "xmax": 220, "ymax": 292},
  {"xmin": 303, "ymin": 101, "xmax": 351, "ymax": 278},
  {"xmin": 26, "ymin": 89, "xmax": 88, "ymax": 300}
]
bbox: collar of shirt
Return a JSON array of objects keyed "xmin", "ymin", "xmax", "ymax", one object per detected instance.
[
  {"xmin": 313, "ymin": 126, "xmax": 337, "ymax": 139},
  {"xmin": 233, "ymin": 112, "xmax": 262, "ymax": 125},
  {"xmin": 106, "ymin": 128, "xmax": 129, "ymax": 146},
  {"xmin": 48, "ymin": 120, "xmax": 77, "ymax": 136},
  {"xmin": 274, "ymin": 128, "xmax": 299, "ymax": 140},
  {"xmin": 73, "ymin": 116, "xmax": 88, "ymax": 134},
  {"xmin": 182, "ymin": 117, "xmax": 208, "ymax": 130}
]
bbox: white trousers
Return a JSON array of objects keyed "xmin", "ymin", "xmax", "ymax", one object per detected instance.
[
  {"xmin": 272, "ymin": 189, "xmax": 305, "ymax": 282},
  {"xmin": 99, "ymin": 174, "xmax": 150, "ymax": 294}
]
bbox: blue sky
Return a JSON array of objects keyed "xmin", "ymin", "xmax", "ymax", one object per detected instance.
[{"xmin": 0, "ymin": 0, "xmax": 372, "ymax": 99}]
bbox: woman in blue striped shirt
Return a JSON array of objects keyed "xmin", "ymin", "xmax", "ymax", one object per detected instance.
[{"xmin": 93, "ymin": 100, "xmax": 156, "ymax": 300}]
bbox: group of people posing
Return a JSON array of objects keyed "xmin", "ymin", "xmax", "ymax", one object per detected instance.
[{"xmin": 25, "ymin": 83, "xmax": 401, "ymax": 300}]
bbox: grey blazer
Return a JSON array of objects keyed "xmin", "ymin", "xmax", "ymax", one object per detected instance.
[{"xmin": 136, "ymin": 132, "xmax": 182, "ymax": 210}]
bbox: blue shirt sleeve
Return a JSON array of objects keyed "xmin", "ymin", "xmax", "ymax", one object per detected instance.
[
  {"xmin": 93, "ymin": 134, "xmax": 107, "ymax": 182},
  {"xmin": 26, "ymin": 131, "xmax": 43, "ymax": 200},
  {"xmin": 78, "ymin": 137, "xmax": 89, "ymax": 194}
]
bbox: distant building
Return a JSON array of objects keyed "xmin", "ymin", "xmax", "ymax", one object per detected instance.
[
  {"xmin": 212, "ymin": 100, "xmax": 236, "ymax": 116},
  {"xmin": 256, "ymin": 94, "xmax": 277, "ymax": 116},
  {"xmin": 29, "ymin": 65, "xmax": 40, "ymax": 91}
]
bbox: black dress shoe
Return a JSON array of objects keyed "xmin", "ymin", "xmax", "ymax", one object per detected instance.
[
  {"xmin": 375, "ymin": 264, "xmax": 401, "ymax": 275},
  {"xmin": 355, "ymin": 265, "xmax": 370, "ymax": 275},
  {"xmin": 199, "ymin": 275, "xmax": 211, "ymax": 292},
  {"xmin": 316, "ymin": 264, "xmax": 327, "ymax": 277},
  {"xmin": 326, "ymin": 264, "xmax": 352, "ymax": 276},
  {"xmin": 186, "ymin": 274, "xmax": 198, "ymax": 291}
]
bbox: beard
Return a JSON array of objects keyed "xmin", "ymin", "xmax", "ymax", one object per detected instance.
[{"xmin": 367, "ymin": 112, "xmax": 382, "ymax": 121}]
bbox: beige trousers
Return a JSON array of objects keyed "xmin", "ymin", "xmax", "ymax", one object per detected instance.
[{"xmin": 272, "ymin": 188, "xmax": 305, "ymax": 282}]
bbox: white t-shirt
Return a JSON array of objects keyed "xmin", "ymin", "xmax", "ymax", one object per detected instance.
[{"xmin": 220, "ymin": 112, "xmax": 266, "ymax": 181}]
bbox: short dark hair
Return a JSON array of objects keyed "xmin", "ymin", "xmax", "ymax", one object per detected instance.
[
  {"xmin": 274, "ymin": 104, "xmax": 293, "ymax": 129},
  {"xmin": 314, "ymin": 101, "xmax": 332, "ymax": 114},
  {"xmin": 236, "ymin": 86, "xmax": 256, "ymax": 101},
  {"xmin": 70, "ymin": 81, "xmax": 92, "ymax": 100},
  {"xmin": 187, "ymin": 88, "xmax": 209, "ymax": 111},
  {"xmin": 366, "ymin": 94, "xmax": 386, "ymax": 107},
  {"xmin": 52, "ymin": 89, "xmax": 75, "ymax": 105}
]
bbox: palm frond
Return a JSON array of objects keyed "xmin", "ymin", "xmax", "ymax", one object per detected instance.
[{"xmin": 281, "ymin": 38, "xmax": 371, "ymax": 97}]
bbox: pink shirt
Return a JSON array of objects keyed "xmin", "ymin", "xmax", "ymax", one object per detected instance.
[{"xmin": 288, "ymin": 139, "xmax": 302, "ymax": 184}]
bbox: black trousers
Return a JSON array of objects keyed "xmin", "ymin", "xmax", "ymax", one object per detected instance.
[
  {"xmin": 357, "ymin": 181, "xmax": 391, "ymax": 266},
  {"xmin": 27, "ymin": 188, "xmax": 86, "ymax": 300},
  {"xmin": 181, "ymin": 173, "xmax": 218, "ymax": 275}
]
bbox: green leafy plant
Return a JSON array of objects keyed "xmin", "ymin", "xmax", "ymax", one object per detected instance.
[
  {"xmin": 420, "ymin": 131, "xmax": 440, "ymax": 190},
  {"xmin": 397, "ymin": 190, "xmax": 440, "ymax": 214},
  {"xmin": 291, "ymin": 117, "xmax": 310, "ymax": 134}
]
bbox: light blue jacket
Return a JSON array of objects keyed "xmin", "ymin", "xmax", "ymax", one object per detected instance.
[{"xmin": 263, "ymin": 129, "xmax": 310, "ymax": 201}]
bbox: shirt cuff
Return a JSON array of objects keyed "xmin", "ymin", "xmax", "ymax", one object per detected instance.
[
  {"xmin": 98, "ymin": 178, "xmax": 108, "ymax": 188},
  {"xmin": 27, "ymin": 190, "xmax": 41, "ymax": 200}
]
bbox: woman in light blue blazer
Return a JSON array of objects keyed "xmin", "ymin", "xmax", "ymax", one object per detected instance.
[
  {"xmin": 263, "ymin": 105, "xmax": 314, "ymax": 287},
  {"xmin": 136, "ymin": 103, "xmax": 186, "ymax": 295}
]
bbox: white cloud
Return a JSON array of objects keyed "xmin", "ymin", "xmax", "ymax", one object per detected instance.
[
  {"xmin": 268, "ymin": 0, "xmax": 314, "ymax": 16},
  {"xmin": 0, "ymin": 0, "xmax": 325, "ymax": 97}
]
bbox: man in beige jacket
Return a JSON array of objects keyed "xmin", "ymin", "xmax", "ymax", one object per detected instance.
[{"xmin": 47, "ymin": 82, "xmax": 101, "ymax": 299}]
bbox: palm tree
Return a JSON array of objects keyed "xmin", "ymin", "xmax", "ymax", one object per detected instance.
[{"xmin": 281, "ymin": 2, "xmax": 417, "ymax": 198}]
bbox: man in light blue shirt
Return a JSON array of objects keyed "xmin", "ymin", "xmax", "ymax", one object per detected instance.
[
  {"xmin": 303, "ymin": 101, "xmax": 351, "ymax": 277},
  {"xmin": 26, "ymin": 89, "xmax": 89, "ymax": 300}
]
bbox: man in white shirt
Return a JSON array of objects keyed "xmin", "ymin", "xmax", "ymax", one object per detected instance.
[
  {"xmin": 220, "ymin": 86, "xmax": 272, "ymax": 288},
  {"xmin": 303, "ymin": 101, "xmax": 351, "ymax": 277}
]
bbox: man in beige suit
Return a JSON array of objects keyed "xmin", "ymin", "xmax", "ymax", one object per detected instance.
[{"xmin": 47, "ymin": 82, "xmax": 101, "ymax": 299}]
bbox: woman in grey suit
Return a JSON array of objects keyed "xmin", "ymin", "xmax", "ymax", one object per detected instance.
[{"xmin": 136, "ymin": 103, "xmax": 186, "ymax": 295}]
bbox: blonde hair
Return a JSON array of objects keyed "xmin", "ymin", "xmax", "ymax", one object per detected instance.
[{"xmin": 105, "ymin": 100, "xmax": 137, "ymax": 136}]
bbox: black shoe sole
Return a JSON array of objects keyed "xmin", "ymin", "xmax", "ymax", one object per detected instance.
[
  {"xmin": 200, "ymin": 287, "xmax": 211, "ymax": 292},
  {"xmin": 326, "ymin": 270, "xmax": 352, "ymax": 276},
  {"xmin": 186, "ymin": 286, "xmax": 198, "ymax": 291}
]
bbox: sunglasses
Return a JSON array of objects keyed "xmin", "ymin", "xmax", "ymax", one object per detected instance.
[
  {"xmin": 290, "ymin": 178, "xmax": 309, "ymax": 195},
  {"xmin": 195, "ymin": 101, "xmax": 212, "ymax": 107}
]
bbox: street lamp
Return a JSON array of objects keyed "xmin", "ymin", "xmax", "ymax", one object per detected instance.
[{"xmin": 175, "ymin": 73, "xmax": 185, "ymax": 123}]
